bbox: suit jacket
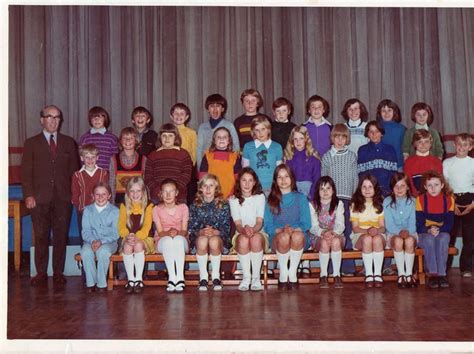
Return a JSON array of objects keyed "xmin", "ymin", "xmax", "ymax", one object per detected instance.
[{"xmin": 21, "ymin": 132, "xmax": 79, "ymax": 204}]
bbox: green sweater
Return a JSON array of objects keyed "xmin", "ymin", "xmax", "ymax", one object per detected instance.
[{"xmin": 402, "ymin": 126, "xmax": 444, "ymax": 158}]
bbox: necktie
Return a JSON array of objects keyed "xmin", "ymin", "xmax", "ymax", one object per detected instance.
[{"xmin": 49, "ymin": 134, "xmax": 57, "ymax": 157}]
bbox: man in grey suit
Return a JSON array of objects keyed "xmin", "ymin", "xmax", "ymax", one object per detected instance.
[{"xmin": 21, "ymin": 105, "xmax": 79, "ymax": 286}]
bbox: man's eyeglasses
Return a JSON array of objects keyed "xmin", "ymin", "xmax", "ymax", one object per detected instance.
[{"xmin": 42, "ymin": 115, "xmax": 61, "ymax": 121}]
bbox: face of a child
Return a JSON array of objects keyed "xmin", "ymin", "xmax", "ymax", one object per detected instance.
[
  {"xmin": 347, "ymin": 102, "xmax": 361, "ymax": 121},
  {"xmin": 160, "ymin": 132, "xmax": 176, "ymax": 149},
  {"xmin": 208, "ymin": 103, "xmax": 225, "ymax": 120},
  {"xmin": 361, "ymin": 180, "xmax": 375, "ymax": 199},
  {"xmin": 276, "ymin": 168, "xmax": 292, "ymax": 193},
  {"xmin": 240, "ymin": 173, "xmax": 256, "ymax": 197},
  {"xmin": 253, "ymin": 123, "xmax": 270, "ymax": 142},
  {"xmin": 415, "ymin": 109, "xmax": 429, "ymax": 126},
  {"xmin": 201, "ymin": 179, "xmax": 218, "ymax": 202},
  {"xmin": 91, "ymin": 115, "xmax": 106, "ymax": 130},
  {"xmin": 121, "ymin": 134, "xmax": 137, "ymax": 151},
  {"xmin": 455, "ymin": 139, "xmax": 472, "ymax": 158},
  {"xmin": 309, "ymin": 100, "xmax": 325, "ymax": 121},
  {"xmin": 393, "ymin": 179, "xmax": 409, "ymax": 198},
  {"xmin": 161, "ymin": 183, "xmax": 178, "ymax": 205},
  {"xmin": 170, "ymin": 108, "xmax": 189, "ymax": 126},
  {"xmin": 273, "ymin": 105, "xmax": 290, "ymax": 123},
  {"xmin": 292, "ymin": 132, "xmax": 306, "ymax": 152},
  {"xmin": 424, "ymin": 177, "xmax": 444, "ymax": 197},
  {"xmin": 380, "ymin": 106, "xmax": 394, "ymax": 122},
  {"xmin": 132, "ymin": 113, "xmax": 150, "ymax": 132},
  {"xmin": 333, "ymin": 134, "xmax": 347, "ymax": 150},
  {"xmin": 242, "ymin": 95, "xmax": 259, "ymax": 115},
  {"xmin": 415, "ymin": 137, "xmax": 432, "ymax": 154},
  {"xmin": 128, "ymin": 183, "xmax": 144, "ymax": 203},
  {"xmin": 93, "ymin": 186, "xmax": 110, "ymax": 207},
  {"xmin": 214, "ymin": 130, "xmax": 230, "ymax": 150},
  {"xmin": 319, "ymin": 183, "xmax": 334, "ymax": 202},
  {"xmin": 81, "ymin": 152, "xmax": 99, "ymax": 170},
  {"xmin": 367, "ymin": 125, "xmax": 382, "ymax": 144}
]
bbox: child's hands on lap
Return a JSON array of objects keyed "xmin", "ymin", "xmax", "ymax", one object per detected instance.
[
  {"xmin": 127, "ymin": 233, "xmax": 137, "ymax": 245},
  {"xmin": 91, "ymin": 240, "xmax": 102, "ymax": 252},
  {"xmin": 244, "ymin": 225, "xmax": 254, "ymax": 238},
  {"xmin": 399, "ymin": 229, "xmax": 409, "ymax": 239},
  {"xmin": 428, "ymin": 226, "xmax": 440, "ymax": 236},
  {"xmin": 367, "ymin": 227, "xmax": 379, "ymax": 237}
]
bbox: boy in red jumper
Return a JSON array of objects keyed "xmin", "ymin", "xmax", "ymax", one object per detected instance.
[
  {"xmin": 71, "ymin": 144, "xmax": 109, "ymax": 241},
  {"xmin": 404, "ymin": 129, "xmax": 443, "ymax": 196}
]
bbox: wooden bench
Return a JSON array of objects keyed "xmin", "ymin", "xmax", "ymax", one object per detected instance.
[{"xmin": 74, "ymin": 247, "xmax": 458, "ymax": 290}]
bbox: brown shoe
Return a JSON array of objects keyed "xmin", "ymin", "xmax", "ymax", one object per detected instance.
[
  {"xmin": 365, "ymin": 275, "xmax": 374, "ymax": 288},
  {"xmin": 30, "ymin": 273, "xmax": 48, "ymax": 287},
  {"xmin": 333, "ymin": 276, "xmax": 344, "ymax": 289},
  {"xmin": 319, "ymin": 276, "xmax": 329, "ymax": 289},
  {"xmin": 53, "ymin": 273, "xmax": 67, "ymax": 284},
  {"xmin": 287, "ymin": 280, "xmax": 299, "ymax": 290}
]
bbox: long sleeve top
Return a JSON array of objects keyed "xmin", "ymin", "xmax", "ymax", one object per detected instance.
[
  {"xmin": 404, "ymin": 154, "xmax": 443, "ymax": 196},
  {"xmin": 81, "ymin": 202, "xmax": 120, "ymax": 244},
  {"xmin": 71, "ymin": 167, "xmax": 109, "ymax": 212},
  {"xmin": 188, "ymin": 200, "xmax": 231, "ymax": 249},
  {"xmin": 263, "ymin": 192, "xmax": 312, "ymax": 238},
  {"xmin": 380, "ymin": 120, "xmax": 406, "ymax": 168},
  {"xmin": 271, "ymin": 121, "xmax": 296, "ymax": 149},
  {"xmin": 137, "ymin": 129, "xmax": 158, "ymax": 156},
  {"xmin": 303, "ymin": 118, "xmax": 332, "ymax": 157},
  {"xmin": 309, "ymin": 200, "xmax": 345, "ymax": 237},
  {"xmin": 383, "ymin": 196, "xmax": 417, "ymax": 235},
  {"xmin": 286, "ymin": 149, "xmax": 321, "ymax": 199},
  {"xmin": 79, "ymin": 130, "xmax": 119, "ymax": 170},
  {"xmin": 402, "ymin": 126, "xmax": 444, "ymax": 158},
  {"xmin": 177, "ymin": 125, "xmax": 198, "ymax": 165},
  {"xmin": 321, "ymin": 146, "xmax": 358, "ymax": 200},
  {"xmin": 415, "ymin": 193, "xmax": 454, "ymax": 233},
  {"xmin": 357, "ymin": 141, "xmax": 397, "ymax": 196},
  {"xmin": 118, "ymin": 203, "xmax": 154, "ymax": 240}
]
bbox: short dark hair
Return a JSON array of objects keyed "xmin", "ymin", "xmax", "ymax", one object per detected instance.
[
  {"xmin": 306, "ymin": 95, "xmax": 330, "ymax": 118},
  {"xmin": 131, "ymin": 106, "xmax": 153, "ymax": 127},
  {"xmin": 170, "ymin": 103, "xmax": 191, "ymax": 121},
  {"xmin": 157, "ymin": 123, "xmax": 182, "ymax": 148},
  {"xmin": 205, "ymin": 94, "xmax": 228, "ymax": 113},
  {"xmin": 376, "ymin": 99, "xmax": 402, "ymax": 123},
  {"xmin": 272, "ymin": 97, "xmax": 294, "ymax": 118},
  {"xmin": 88, "ymin": 106, "xmax": 110, "ymax": 128},
  {"xmin": 40, "ymin": 105, "xmax": 63, "ymax": 121},
  {"xmin": 411, "ymin": 102, "xmax": 434, "ymax": 125},
  {"xmin": 364, "ymin": 120, "xmax": 385, "ymax": 137}
]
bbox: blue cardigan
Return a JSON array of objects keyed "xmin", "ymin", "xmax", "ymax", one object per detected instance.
[{"xmin": 82, "ymin": 202, "xmax": 120, "ymax": 244}]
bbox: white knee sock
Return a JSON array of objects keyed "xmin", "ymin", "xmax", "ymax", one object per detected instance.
[
  {"xmin": 123, "ymin": 253, "xmax": 135, "ymax": 282},
  {"xmin": 173, "ymin": 237, "xmax": 186, "ymax": 282},
  {"xmin": 160, "ymin": 237, "xmax": 176, "ymax": 283},
  {"xmin": 405, "ymin": 252, "xmax": 415, "ymax": 276},
  {"xmin": 210, "ymin": 254, "xmax": 221, "ymax": 280},
  {"xmin": 238, "ymin": 253, "xmax": 251, "ymax": 280},
  {"xmin": 362, "ymin": 253, "xmax": 374, "ymax": 277},
  {"xmin": 288, "ymin": 249, "xmax": 303, "ymax": 282},
  {"xmin": 196, "ymin": 254, "xmax": 208, "ymax": 281},
  {"xmin": 331, "ymin": 250, "xmax": 342, "ymax": 277},
  {"xmin": 134, "ymin": 251, "xmax": 145, "ymax": 281},
  {"xmin": 250, "ymin": 251, "xmax": 263, "ymax": 280},
  {"xmin": 319, "ymin": 252, "xmax": 330, "ymax": 277},
  {"xmin": 393, "ymin": 251, "xmax": 405, "ymax": 276},
  {"xmin": 276, "ymin": 251, "xmax": 290, "ymax": 282},
  {"xmin": 373, "ymin": 251, "xmax": 384, "ymax": 277}
]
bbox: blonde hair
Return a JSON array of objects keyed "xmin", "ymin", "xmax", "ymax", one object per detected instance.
[
  {"xmin": 194, "ymin": 174, "xmax": 226, "ymax": 208},
  {"xmin": 250, "ymin": 115, "xmax": 272, "ymax": 139},
  {"xmin": 124, "ymin": 177, "xmax": 149, "ymax": 230},
  {"xmin": 284, "ymin": 125, "xmax": 320, "ymax": 161},
  {"xmin": 330, "ymin": 123, "xmax": 351, "ymax": 146}
]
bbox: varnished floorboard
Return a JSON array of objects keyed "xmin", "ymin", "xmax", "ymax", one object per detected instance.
[{"xmin": 7, "ymin": 269, "xmax": 473, "ymax": 341}]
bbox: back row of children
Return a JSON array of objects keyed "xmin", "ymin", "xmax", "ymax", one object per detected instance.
[{"xmin": 73, "ymin": 91, "xmax": 472, "ymax": 292}]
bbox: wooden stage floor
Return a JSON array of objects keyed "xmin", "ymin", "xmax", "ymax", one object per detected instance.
[{"xmin": 6, "ymin": 269, "xmax": 473, "ymax": 342}]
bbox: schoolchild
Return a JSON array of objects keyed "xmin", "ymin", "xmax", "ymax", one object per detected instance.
[
  {"xmin": 229, "ymin": 168, "xmax": 267, "ymax": 291},
  {"xmin": 109, "ymin": 127, "xmax": 146, "ymax": 205},
  {"xmin": 169, "ymin": 102, "xmax": 197, "ymax": 166},
  {"xmin": 188, "ymin": 174, "xmax": 231, "ymax": 291},
  {"xmin": 131, "ymin": 106, "xmax": 158, "ymax": 156},
  {"xmin": 118, "ymin": 177, "xmax": 155, "ymax": 294},
  {"xmin": 197, "ymin": 94, "xmax": 240, "ymax": 168},
  {"xmin": 234, "ymin": 88, "xmax": 264, "ymax": 149},
  {"xmin": 153, "ymin": 179, "xmax": 189, "ymax": 292},
  {"xmin": 271, "ymin": 97, "xmax": 296, "ymax": 149},
  {"xmin": 199, "ymin": 127, "xmax": 241, "ymax": 199},
  {"xmin": 310, "ymin": 176, "xmax": 345, "ymax": 288},
  {"xmin": 264, "ymin": 164, "xmax": 312, "ymax": 289},
  {"xmin": 416, "ymin": 171, "xmax": 455, "ymax": 288},
  {"xmin": 80, "ymin": 182, "xmax": 119, "ymax": 292},
  {"xmin": 242, "ymin": 115, "xmax": 283, "ymax": 196},
  {"xmin": 341, "ymin": 98, "xmax": 369, "ymax": 154},
  {"xmin": 383, "ymin": 173, "xmax": 418, "ymax": 288},
  {"xmin": 402, "ymin": 102, "xmax": 444, "ymax": 160},
  {"xmin": 79, "ymin": 106, "xmax": 118, "ymax": 170},
  {"xmin": 303, "ymin": 94, "xmax": 332, "ymax": 158},
  {"xmin": 284, "ymin": 125, "xmax": 320, "ymax": 199}
]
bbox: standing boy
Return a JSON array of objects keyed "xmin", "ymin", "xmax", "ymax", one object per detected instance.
[
  {"xmin": 234, "ymin": 88, "xmax": 264, "ymax": 149},
  {"xmin": 21, "ymin": 105, "xmax": 79, "ymax": 286}
]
